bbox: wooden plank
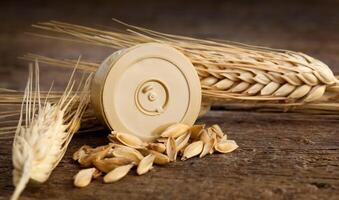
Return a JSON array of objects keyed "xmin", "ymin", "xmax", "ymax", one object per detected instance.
[{"xmin": 1, "ymin": 111, "xmax": 338, "ymax": 199}]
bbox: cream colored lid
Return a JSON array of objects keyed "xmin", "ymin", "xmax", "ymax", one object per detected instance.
[{"xmin": 91, "ymin": 43, "xmax": 201, "ymax": 141}]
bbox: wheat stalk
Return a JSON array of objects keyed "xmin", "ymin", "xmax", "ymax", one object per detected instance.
[
  {"xmin": 11, "ymin": 60, "xmax": 92, "ymax": 200},
  {"xmin": 20, "ymin": 53, "xmax": 98, "ymax": 72},
  {"xmin": 31, "ymin": 20, "xmax": 339, "ymax": 105}
]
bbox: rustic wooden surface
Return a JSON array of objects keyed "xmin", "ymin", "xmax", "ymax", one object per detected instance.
[{"xmin": 0, "ymin": 0, "xmax": 339, "ymax": 199}]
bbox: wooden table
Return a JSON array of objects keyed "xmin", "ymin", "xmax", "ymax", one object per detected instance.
[{"xmin": 1, "ymin": 0, "xmax": 338, "ymax": 199}]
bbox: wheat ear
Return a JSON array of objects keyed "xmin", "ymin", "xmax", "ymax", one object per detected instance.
[
  {"xmin": 32, "ymin": 20, "xmax": 339, "ymax": 104},
  {"xmin": 11, "ymin": 60, "xmax": 92, "ymax": 200},
  {"xmin": 20, "ymin": 52, "xmax": 339, "ymax": 115}
]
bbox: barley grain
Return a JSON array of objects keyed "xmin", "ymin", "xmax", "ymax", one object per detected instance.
[
  {"xmin": 175, "ymin": 132, "xmax": 191, "ymax": 151},
  {"xmin": 111, "ymin": 131, "xmax": 146, "ymax": 149},
  {"xmin": 93, "ymin": 157, "xmax": 133, "ymax": 173},
  {"xmin": 210, "ymin": 124, "xmax": 224, "ymax": 139},
  {"xmin": 166, "ymin": 137, "xmax": 177, "ymax": 161},
  {"xmin": 78, "ymin": 144, "xmax": 113, "ymax": 167},
  {"xmin": 200, "ymin": 138, "xmax": 215, "ymax": 158},
  {"xmin": 74, "ymin": 168, "xmax": 96, "ymax": 188},
  {"xmin": 137, "ymin": 154, "xmax": 155, "ymax": 175},
  {"xmin": 215, "ymin": 140, "xmax": 239, "ymax": 153},
  {"xmin": 148, "ymin": 143, "xmax": 166, "ymax": 153},
  {"xmin": 112, "ymin": 145, "xmax": 144, "ymax": 164},
  {"xmin": 148, "ymin": 150, "xmax": 170, "ymax": 165},
  {"xmin": 103, "ymin": 164, "xmax": 133, "ymax": 183},
  {"xmin": 161, "ymin": 123, "xmax": 190, "ymax": 138},
  {"xmin": 200, "ymin": 129, "xmax": 210, "ymax": 143},
  {"xmin": 72, "ymin": 146, "xmax": 88, "ymax": 161},
  {"xmin": 189, "ymin": 124, "xmax": 205, "ymax": 139},
  {"xmin": 181, "ymin": 141, "xmax": 203, "ymax": 160}
]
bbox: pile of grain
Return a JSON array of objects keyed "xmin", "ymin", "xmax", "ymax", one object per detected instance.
[{"xmin": 72, "ymin": 123, "xmax": 238, "ymax": 187}]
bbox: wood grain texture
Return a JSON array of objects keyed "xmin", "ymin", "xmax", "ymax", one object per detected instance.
[
  {"xmin": 0, "ymin": 0, "xmax": 338, "ymax": 199},
  {"xmin": 1, "ymin": 111, "xmax": 339, "ymax": 200}
]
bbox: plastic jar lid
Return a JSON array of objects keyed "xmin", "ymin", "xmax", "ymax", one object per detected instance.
[{"xmin": 91, "ymin": 43, "xmax": 201, "ymax": 141}]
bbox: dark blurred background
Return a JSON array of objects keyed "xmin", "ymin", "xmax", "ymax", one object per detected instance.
[{"xmin": 0, "ymin": 0, "xmax": 338, "ymax": 90}]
